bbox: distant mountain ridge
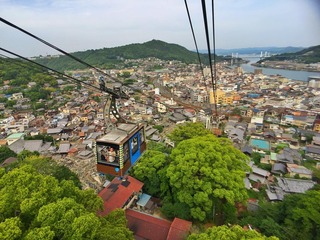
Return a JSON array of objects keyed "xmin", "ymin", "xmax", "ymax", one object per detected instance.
[
  {"xmin": 200, "ymin": 46, "xmax": 305, "ymax": 55},
  {"xmin": 35, "ymin": 40, "xmax": 221, "ymax": 71},
  {"xmin": 35, "ymin": 41, "xmax": 319, "ymax": 71},
  {"xmin": 257, "ymin": 45, "xmax": 320, "ymax": 64}
]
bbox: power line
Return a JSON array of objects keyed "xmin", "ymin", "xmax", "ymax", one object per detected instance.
[
  {"xmin": 0, "ymin": 17, "xmax": 142, "ymax": 96},
  {"xmin": 0, "ymin": 18, "xmax": 168, "ymax": 105},
  {"xmin": 0, "ymin": 48, "xmax": 105, "ymax": 93},
  {"xmin": 0, "ymin": 17, "xmax": 110, "ymax": 79},
  {"xmin": 1, "ymin": 17, "xmax": 204, "ymax": 113},
  {"xmin": 211, "ymin": 0, "xmax": 218, "ymax": 116},
  {"xmin": 183, "ymin": 0, "xmax": 206, "ymax": 84},
  {"xmin": 200, "ymin": 0, "xmax": 218, "ymax": 118},
  {"xmin": 0, "ymin": 53, "xmax": 97, "ymax": 93},
  {"xmin": 1, "ymin": 48, "xmax": 199, "ymax": 116}
]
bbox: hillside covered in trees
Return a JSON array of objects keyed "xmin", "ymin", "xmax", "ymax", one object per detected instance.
[
  {"xmin": 257, "ymin": 45, "xmax": 320, "ymax": 64},
  {"xmin": 35, "ymin": 40, "xmax": 225, "ymax": 71}
]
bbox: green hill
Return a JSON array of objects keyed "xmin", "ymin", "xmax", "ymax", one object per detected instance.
[
  {"xmin": 35, "ymin": 40, "xmax": 222, "ymax": 71},
  {"xmin": 257, "ymin": 45, "xmax": 320, "ymax": 64}
]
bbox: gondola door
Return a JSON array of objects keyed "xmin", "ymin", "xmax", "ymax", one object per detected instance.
[{"xmin": 129, "ymin": 132, "xmax": 140, "ymax": 165}]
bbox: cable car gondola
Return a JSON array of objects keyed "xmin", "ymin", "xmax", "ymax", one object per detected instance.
[
  {"xmin": 96, "ymin": 77, "xmax": 146, "ymax": 177},
  {"xmin": 96, "ymin": 123, "xmax": 146, "ymax": 176}
]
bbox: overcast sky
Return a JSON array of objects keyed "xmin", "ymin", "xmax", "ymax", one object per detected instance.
[{"xmin": 1, "ymin": 0, "xmax": 320, "ymax": 57}]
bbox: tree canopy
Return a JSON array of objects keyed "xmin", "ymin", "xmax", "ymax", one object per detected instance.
[
  {"xmin": 131, "ymin": 150, "xmax": 168, "ymax": 197},
  {"xmin": 167, "ymin": 135, "xmax": 250, "ymax": 222},
  {"xmin": 0, "ymin": 157, "xmax": 133, "ymax": 240},
  {"xmin": 187, "ymin": 225, "xmax": 279, "ymax": 240},
  {"xmin": 132, "ymin": 123, "xmax": 250, "ymax": 223},
  {"xmin": 168, "ymin": 122, "xmax": 212, "ymax": 146},
  {"xmin": 240, "ymin": 190, "xmax": 320, "ymax": 240},
  {"xmin": 0, "ymin": 145, "xmax": 17, "ymax": 164}
]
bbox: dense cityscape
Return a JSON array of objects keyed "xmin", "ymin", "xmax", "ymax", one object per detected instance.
[
  {"xmin": 1, "ymin": 48, "xmax": 320, "ymax": 239},
  {"xmin": 1, "ymin": 0, "xmax": 320, "ymax": 238}
]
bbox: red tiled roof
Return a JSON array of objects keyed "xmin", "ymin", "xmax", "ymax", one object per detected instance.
[
  {"xmin": 98, "ymin": 176, "xmax": 143, "ymax": 216},
  {"xmin": 126, "ymin": 209, "xmax": 172, "ymax": 240},
  {"xmin": 167, "ymin": 218, "xmax": 192, "ymax": 240},
  {"xmin": 126, "ymin": 209, "xmax": 192, "ymax": 240}
]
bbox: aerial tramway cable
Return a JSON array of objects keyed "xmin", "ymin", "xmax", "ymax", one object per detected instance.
[
  {"xmin": 0, "ymin": 48, "xmax": 101, "ymax": 93},
  {"xmin": 0, "ymin": 17, "xmax": 149, "ymax": 100},
  {"xmin": 200, "ymin": 0, "xmax": 218, "ymax": 119},
  {"xmin": 211, "ymin": 0, "xmax": 218, "ymax": 117},
  {"xmin": 183, "ymin": 0, "xmax": 206, "ymax": 84},
  {"xmin": 0, "ymin": 48, "xmax": 184, "ymax": 117},
  {"xmin": 0, "ymin": 17, "xmax": 205, "ymax": 113}
]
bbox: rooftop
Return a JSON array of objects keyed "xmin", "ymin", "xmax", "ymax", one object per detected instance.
[
  {"xmin": 126, "ymin": 209, "xmax": 191, "ymax": 240},
  {"xmin": 6, "ymin": 132, "xmax": 25, "ymax": 139},
  {"xmin": 97, "ymin": 123, "xmax": 140, "ymax": 144},
  {"xmin": 276, "ymin": 177, "xmax": 315, "ymax": 194},
  {"xmin": 98, "ymin": 176, "xmax": 144, "ymax": 216}
]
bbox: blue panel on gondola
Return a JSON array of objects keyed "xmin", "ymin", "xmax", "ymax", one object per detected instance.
[{"xmin": 129, "ymin": 132, "xmax": 141, "ymax": 165}]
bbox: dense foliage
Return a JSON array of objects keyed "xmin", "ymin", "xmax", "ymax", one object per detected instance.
[
  {"xmin": 0, "ymin": 146, "xmax": 17, "ymax": 164},
  {"xmin": 130, "ymin": 150, "xmax": 168, "ymax": 197},
  {"xmin": 188, "ymin": 225, "xmax": 279, "ymax": 240},
  {"xmin": 166, "ymin": 135, "xmax": 250, "ymax": 222},
  {"xmin": 24, "ymin": 134, "xmax": 54, "ymax": 142},
  {"xmin": 240, "ymin": 190, "xmax": 320, "ymax": 240},
  {"xmin": 168, "ymin": 122, "xmax": 212, "ymax": 146},
  {"xmin": 0, "ymin": 156, "xmax": 133, "ymax": 240},
  {"xmin": 35, "ymin": 40, "xmax": 226, "ymax": 71},
  {"xmin": 132, "ymin": 123, "xmax": 250, "ymax": 223},
  {"xmin": 13, "ymin": 155, "xmax": 82, "ymax": 188}
]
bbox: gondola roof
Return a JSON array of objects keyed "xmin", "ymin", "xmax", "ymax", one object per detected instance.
[{"xmin": 97, "ymin": 123, "xmax": 140, "ymax": 144}]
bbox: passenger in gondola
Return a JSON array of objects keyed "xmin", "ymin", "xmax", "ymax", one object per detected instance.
[{"xmin": 108, "ymin": 147, "xmax": 116, "ymax": 163}]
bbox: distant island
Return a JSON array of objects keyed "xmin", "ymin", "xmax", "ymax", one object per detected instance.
[
  {"xmin": 253, "ymin": 45, "xmax": 320, "ymax": 72},
  {"xmin": 212, "ymin": 46, "xmax": 304, "ymax": 56}
]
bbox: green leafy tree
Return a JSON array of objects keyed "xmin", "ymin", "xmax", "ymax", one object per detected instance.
[
  {"xmin": 188, "ymin": 225, "xmax": 279, "ymax": 240},
  {"xmin": 166, "ymin": 135, "xmax": 250, "ymax": 222},
  {"xmin": 0, "ymin": 162, "xmax": 133, "ymax": 239},
  {"xmin": 131, "ymin": 150, "xmax": 168, "ymax": 197},
  {"xmin": 231, "ymin": 107, "xmax": 241, "ymax": 116},
  {"xmin": 24, "ymin": 226, "xmax": 55, "ymax": 240},
  {"xmin": 63, "ymin": 85, "xmax": 74, "ymax": 92},
  {"xmin": 17, "ymin": 150, "xmax": 39, "ymax": 161},
  {"xmin": 96, "ymin": 209, "xmax": 134, "ymax": 240},
  {"xmin": 120, "ymin": 71, "xmax": 131, "ymax": 78},
  {"xmin": 312, "ymin": 168, "xmax": 320, "ymax": 183},
  {"xmin": 251, "ymin": 152, "xmax": 262, "ymax": 165},
  {"xmin": 0, "ymin": 217, "xmax": 22, "ymax": 240},
  {"xmin": 240, "ymin": 190, "xmax": 320, "ymax": 240},
  {"xmin": 153, "ymin": 125, "xmax": 164, "ymax": 133},
  {"xmin": 168, "ymin": 122, "xmax": 211, "ymax": 145},
  {"xmin": 0, "ymin": 145, "xmax": 17, "ymax": 164},
  {"xmin": 146, "ymin": 141, "xmax": 171, "ymax": 154},
  {"xmin": 16, "ymin": 155, "xmax": 81, "ymax": 188},
  {"xmin": 283, "ymin": 190, "xmax": 320, "ymax": 240},
  {"xmin": 35, "ymin": 198, "xmax": 97, "ymax": 239},
  {"xmin": 5, "ymin": 99, "xmax": 17, "ymax": 108}
]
